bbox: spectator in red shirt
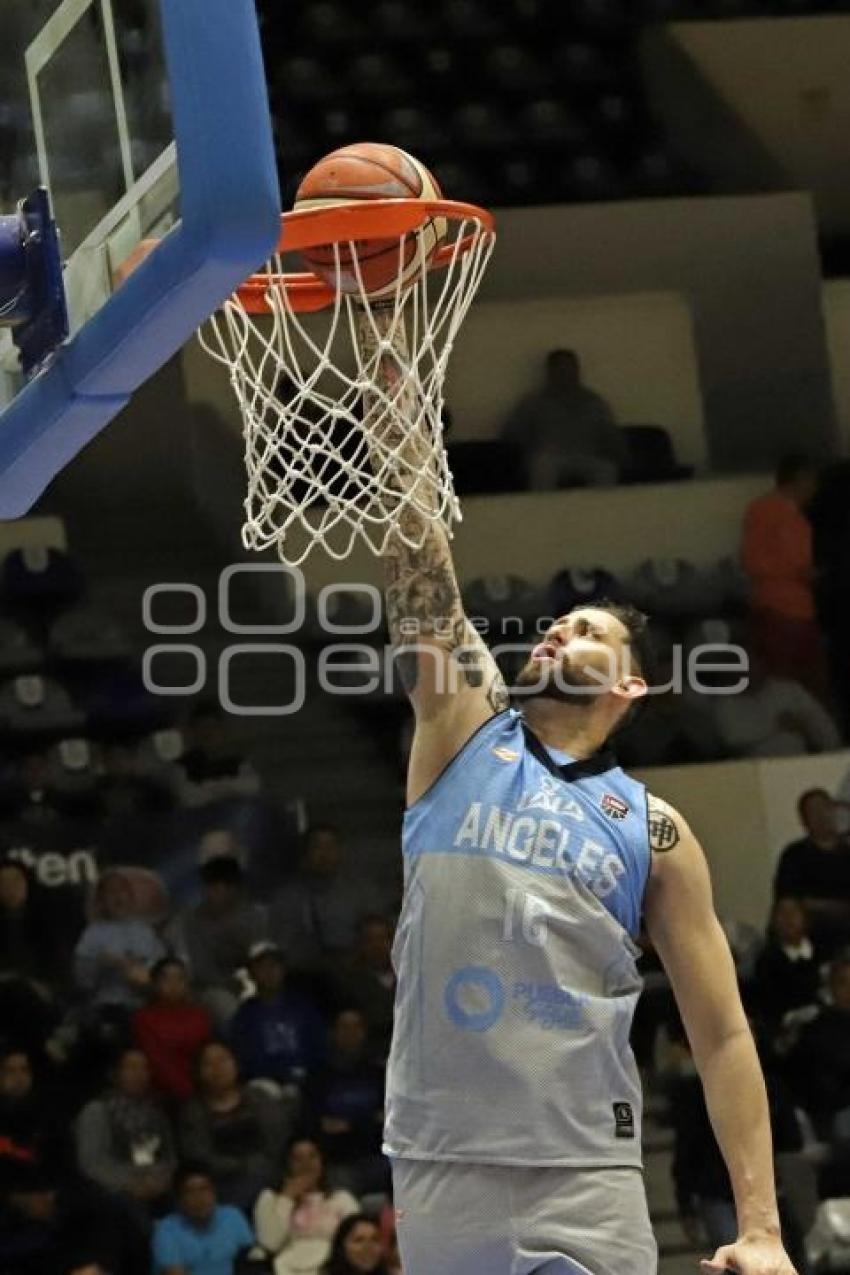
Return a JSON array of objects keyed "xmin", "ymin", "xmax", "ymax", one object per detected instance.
[
  {"xmin": 133, "ymin": 958, "xmax": 213, "ymax": 1103},
  {"xmin": 741, "ymin": 453, "xmax": 829, "ymax": 703}
]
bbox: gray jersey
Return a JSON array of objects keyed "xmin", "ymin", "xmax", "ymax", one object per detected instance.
[{"xmin": 384, "ymin": 710, "xmax": 651, "ymax": 1168}]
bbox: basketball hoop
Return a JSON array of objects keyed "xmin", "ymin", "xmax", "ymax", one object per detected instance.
[{"xmin": 198, "ymin": 197, "xmax": 495, "ymax": 566}]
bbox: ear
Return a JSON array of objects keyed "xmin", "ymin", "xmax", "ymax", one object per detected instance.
[{"xmin": 616, "ymin": 675, "xmax": 648, "ymax": 703}]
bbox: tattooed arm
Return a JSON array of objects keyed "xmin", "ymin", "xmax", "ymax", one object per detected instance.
[
  {"xmin": 357, "ymin": 309, "xmax": 510, "ymax": 806},
  {"xmin": 644, "ymin": 796, "xmax": 796, "ymax": 1275}
]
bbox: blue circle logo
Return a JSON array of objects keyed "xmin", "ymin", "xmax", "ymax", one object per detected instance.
[{"xmin": 443, "ymin": 966, "xmax": 505, "ymax": 1032}]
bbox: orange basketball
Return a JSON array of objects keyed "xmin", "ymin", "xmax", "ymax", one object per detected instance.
[{"xmin": 294, "ymin": 142, "xmax": 447, "ymax": 299}]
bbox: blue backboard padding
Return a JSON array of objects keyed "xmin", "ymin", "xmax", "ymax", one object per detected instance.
[{"xmin": 0, "ymin": 0, "xmax": 281, "ymax": 518}]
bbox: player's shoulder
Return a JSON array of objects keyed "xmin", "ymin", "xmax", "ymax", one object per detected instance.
[{"xmin": 645, "ymin": 791, "xmax": 695, "ymax": 855}]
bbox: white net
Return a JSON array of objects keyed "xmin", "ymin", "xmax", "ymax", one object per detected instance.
[{"xmin": 198, "ymin": 209, "xmax": 495, "ymax": 566}]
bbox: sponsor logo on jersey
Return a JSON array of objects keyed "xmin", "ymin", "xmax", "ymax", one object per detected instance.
[
  {"xmin": 513, "ymin": 982, "xmax": 587, "ymax": 1030},
  {"xmin": 601, "ymin": 793, "xmax": 629, "ymax": 821},
  {"xmin": 491, "ymin": 746, "xmax": 520, "ymax": 763},
  {"xmin": 517, "ymin": 776, "xmax": 585, "ymax": 820}
]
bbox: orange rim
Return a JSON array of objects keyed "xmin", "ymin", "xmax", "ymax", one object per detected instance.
[{"xmin": 235, "ymin": 197, "xmax": 495, "ymax": 315}]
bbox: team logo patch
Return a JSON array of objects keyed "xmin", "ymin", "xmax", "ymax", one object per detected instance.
[
  {"xmin": 613, "ymin": 1102, "xmax": 635, "ymax": 1139},
  {"xmin": 491, "ymin": 747, "xmax": 520, "ymax": 763},
  {"xmin": 601, "ymin": 793, "xmax": 629, "ymax": 821}
]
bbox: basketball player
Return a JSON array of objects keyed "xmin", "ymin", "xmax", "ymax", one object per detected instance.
[{"xmin": 353, "ymin": 332, "xmax": 798, "ymax": 1275}]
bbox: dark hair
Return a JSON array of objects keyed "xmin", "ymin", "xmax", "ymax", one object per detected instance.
[
  {"xmin": 322, "ymin": 1214, "xmax": 389, "ymax": 1275},
  {"xmin": 285, "ymin": 1137, "xmax": 330, "ymax": 1193},
  {"xmin": 151, "ymin": 955, "xmax": 188, "ymax": 982},
  {"xmin": 546, "ymin": 347, "xmax": 578, "ymax": 370},
  {"xmin": 175, "ymin": 1161, "xmax": 216, "ymax": 1195},
  {"xmin": 797, "ymin": 787, "xmax": 831, "ymax": 821},
  {"xmin": 305, "ymin": 823, "xmax": 340, "ymax": 843},
  {"xmin": 775, "ymin": 453, "xmax": 816, "ymax": 487},
  {"xmin": 767, "ymin": 896, "xmax": 807, "ymax": 941},
  {"xmin": 193, "ymin": 1038, "xmax": 240, "ymax": 1093},
  {"xmin": 577, "ymin": 599, "xmax": 653, "ymax": 682},
  {"xmin": 199, "ymin": 855, "xmax": 244, "ymax": 886}
]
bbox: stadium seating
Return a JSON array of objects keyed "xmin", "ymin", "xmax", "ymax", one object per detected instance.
[{"xmin": 267, "ymin": 0, "xmax": 843, "ymax": 205}]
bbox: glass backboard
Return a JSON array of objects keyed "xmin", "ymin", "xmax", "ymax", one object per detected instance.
[
  {"xmin": 0, "ymin": 0, "xmax": 280, "ymax": 517},
  {"xmin": 0, "ymin": 0, "xmax": 179, "ymax": 404}
]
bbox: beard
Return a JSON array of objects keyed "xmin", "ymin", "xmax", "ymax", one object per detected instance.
[{"xmin": 513, "ymin": 656, "xmax": 613, "ymax": 706}]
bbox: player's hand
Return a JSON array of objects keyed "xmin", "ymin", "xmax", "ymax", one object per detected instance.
[{"xmin": 701, "ymin": 1230, "xmax": 798, "ymax": 1273}]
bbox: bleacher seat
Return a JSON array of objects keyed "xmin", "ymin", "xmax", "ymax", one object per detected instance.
[
  {"xmin": 448, "ymin": 440, "xmax": 525, "ymax": 494},
  {"xmin": 631, "ymin": 145, "xmax": 689, "ymax": 198},
  {"xmin": 620, "ymin": 425, "xmax": 693, "ymax": 484},
  {"xmin": 377, "ymin": 106, "xmax": 453, "ymax": 160},
  {"xmin": 558, "ymin": 151, "xmax": 625, "ymax": 202},
  {"xmin": 372, "ymin": 1, "xmax": 436, "ymax": 44},
  {"xmin": 484, "ymin": 45, "xmax": 552, "ymax": 98},
  {"xmin": 300, "ymin": 2, "xmax": 362, "ymax": 50},
  {"xmin": 273, "ymin": 57, "xmax": 342, "ymax": 106},
  {"xmin": 589, "ymin": 92, "xmax": 643, "ymax": 145},
  {"xmin": 463, "ymin": 574, "xmax": 544, "ymax": 631},
  {"xmin": 80, "ymin": 668, "xmax": 171, "ymax": 738},
  {"xmin": 548, "ymin": 567, "xmax": 628, "ymax": 619},
  {"xmin": 452, "ymin": 102, "xmax": 519, "ymax": 152},
  {"xmin": 0, "ymin": 675, "xmax": 85, "ymax": 740},
  {"xmin": 0, "ymin": 619, "xmax": 43, "ymax": 676},
  {"xmin": 419, "ymin": 46, "xmax": 468, "ymax": 104},
  {"xmin": 429, "ymin": 160, "xmax": 494, "ymax": 209},
  {"xmin": 1, "ymin": 546, "xmax": 83, "ymax": 617},
  {"xmin": 439, "ymin": 0, "xmax": 510, "ymax": 42},
  {"xmin": 519, "ymin": 99, "xmax": 589, "ymax": 150},
  {"xmin": 498, "ymin": 156, "xmax": 549, "ymax": 203},
  {"xmin": 46, "ymin": 737, "xmax": 101, "ymax": 811},
  {"xmin": 568, "ymin": 0, "xmax": 632, "ymax": 43},
  {"xmin": 349, "ymin": 53, "xmax": 417, "ymax": 103},
  {"xmin": 624, "ymin": 558, "xmax": 707, "ymax": 618},
  {"xmin": 553, "ymin": 43, "xmax": 621, "ymax": 97},
  {"xmin": 48, "ymin": 605, "xmax": 134, "ymax": 666},
  {"xmin": 305, "ymin": 588, "xmax": 385, "ymax": 646}
]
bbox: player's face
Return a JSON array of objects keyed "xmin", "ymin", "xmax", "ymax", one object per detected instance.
[{"xmin": 516, "ymin": 609, "xmax": 637, "ymax": 705}]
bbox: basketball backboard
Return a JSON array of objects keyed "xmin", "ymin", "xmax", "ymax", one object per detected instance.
[{"xmin": 0, "ymin": 0, "xmax": 281, "ymax": 517}]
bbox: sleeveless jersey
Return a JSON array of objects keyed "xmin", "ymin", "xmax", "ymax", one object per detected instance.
[{"xmin": 384, "ymin": 708, "xmax": 651, "ymax": 1168}]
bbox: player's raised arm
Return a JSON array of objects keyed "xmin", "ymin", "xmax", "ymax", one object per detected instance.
[{"xmin": 356, "ymin": 308, "xmax": 510, "ymax": 802}]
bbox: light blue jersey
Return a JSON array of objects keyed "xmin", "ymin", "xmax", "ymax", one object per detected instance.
[{"xmin": 384, "ymin": 708, "xmax": 652, "ymax": 1169}]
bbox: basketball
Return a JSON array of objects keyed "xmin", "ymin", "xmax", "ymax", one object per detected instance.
[{"xmin": 294, "ymin": 142, "xmax": 447, "ymax": 299}]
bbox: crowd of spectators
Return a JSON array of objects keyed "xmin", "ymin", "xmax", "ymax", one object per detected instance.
[
  {"xmin": 3, "ymin": 758, "xmax": 850, "ymax": 1272},
  {"xmin": 640, "ymin": 785, "xmax": 850, "ymax": 1272},
  {"xmin": 0, "ymin": 809, "xmax": 401, "ymax": 1275}
]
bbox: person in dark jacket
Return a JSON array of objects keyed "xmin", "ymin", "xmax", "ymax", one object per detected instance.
[
  {"xmin": 0, "ymin": 1047, "xmax": 74, "ymax": 1185},
  {"xmin": 230, "ymin": 943, "xmax": 326, "ymax": 1089},
  {"xmin": 753, "ymin": 897, "xmax": 823, "ymax": 1032},
  {"xmin": 774, "ymin": 790, "xmax": 850, "ymax": 954},
  {"xmin": 178, "ymin": 1040, "xmax": 295, "ymax": 1211},
  {"xmin": 0, "ymin": 858, "xmax": 75, "ymax": 1054},
  {"xmin": 0, "ymin": 1158, "xmax": 146, "ymax": 1275},
  {"xmin": 306, "ymin": 1009, "xmax": 387, "ymax": 1196},
  {"xmin": 787, "ymin": 953, "xmax": 850, "ymax": 1139}
]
